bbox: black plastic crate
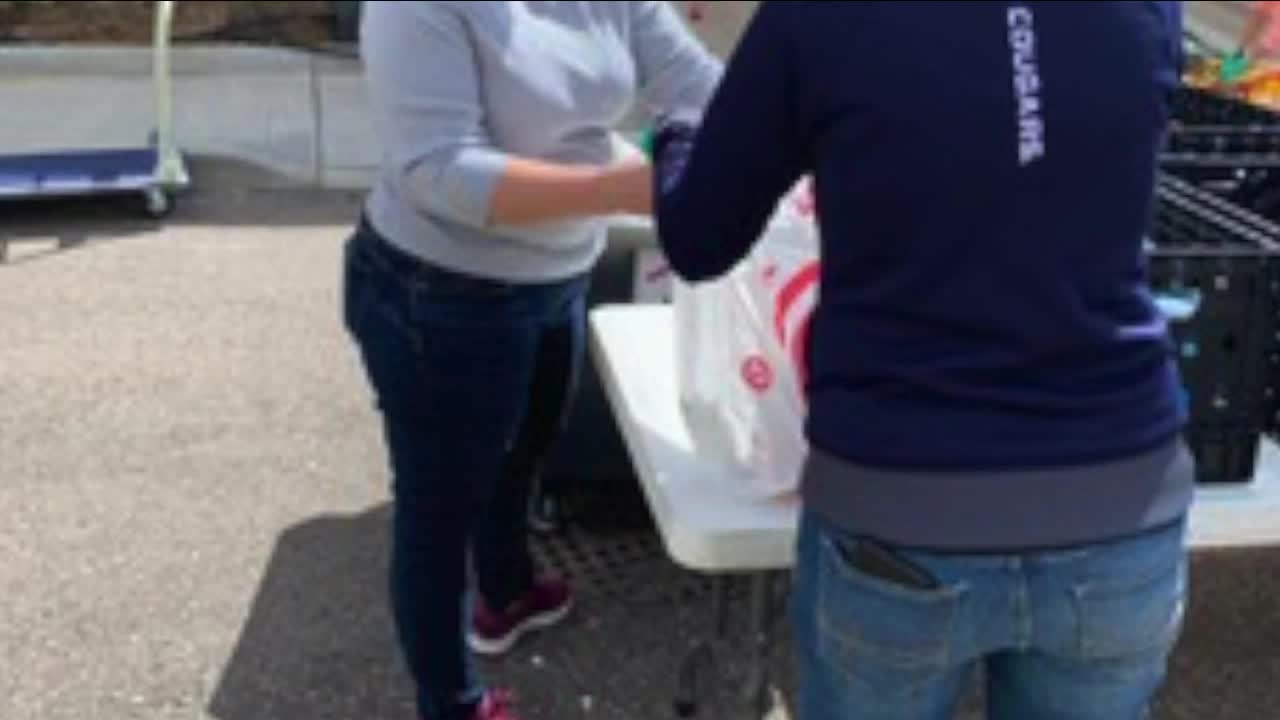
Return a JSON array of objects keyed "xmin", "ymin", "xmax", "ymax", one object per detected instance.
[
  {"xmin": 1172, "ymin": 86, "xmax": 1280, "ymax": 126},
  {"xmin": 1184, "ymin": 426, "xmax": 1264, "ymax": 488},
  {"xmin": 1161, "ymin": 153, "xmax": 1280, "ymax": 222},
  {"xmin": 1167, "ymin": 126, "xmax": 1280, "ymax": 156},
  {"xmin": 1149, "ymin": 176, "xmax": 1280, "ymax": 483},
  {"xmin": 1163, "ymin": 89, "xmax": 1280, "ymax": 223},
  {"xmin": 1154, "ymin": 173, "xmax": 1280, "ymax": 247}
]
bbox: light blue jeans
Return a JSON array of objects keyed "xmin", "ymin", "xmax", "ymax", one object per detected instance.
[{"xmin": 793, "ymin": 511, "xmax": 1188, "ymax": 720}]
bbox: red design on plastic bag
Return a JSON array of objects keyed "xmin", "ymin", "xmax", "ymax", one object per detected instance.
[
  {"xmin": 645, "ymin": 263, "xmax": 671, "ymax": 283},
  {"xmin": 773, "ymin": 261, "xmax": 819, "ymax": 391},
  {"xmin": 774, "ymin": 262, "xmax": 820, "ymax": 343},
  {"xmin": 741, "ymin": 355, "xmax": 775, "ymax": 393},
  {"xmin": 792, "ymin": 316, "xmax": 813, "ymax": 388}
]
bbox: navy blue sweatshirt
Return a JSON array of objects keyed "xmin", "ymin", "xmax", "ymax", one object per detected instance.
[{"xmin": 656, "ymin": 2, "xmax": 1194, "ymax": 546}]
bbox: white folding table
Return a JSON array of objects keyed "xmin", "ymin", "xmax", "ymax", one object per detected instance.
[{"xmin": 590, "ymin": 303, "xmax": 1280, "ymax": 718}]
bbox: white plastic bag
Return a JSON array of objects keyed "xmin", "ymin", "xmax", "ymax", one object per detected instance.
[{"xmin": 675, "ymin": 183, "xmax": 820, "ymax": 499}]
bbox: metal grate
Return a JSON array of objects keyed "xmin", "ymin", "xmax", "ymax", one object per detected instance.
[{"xmin": 532, "ymin": 527, "xmax": 713, "ymax": 606}]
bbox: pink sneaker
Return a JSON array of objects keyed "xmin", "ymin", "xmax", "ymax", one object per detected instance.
[
  {"xmin": 471, "ymin": 690, "xmax": 518, "ymax": 720},
  {"xmin": 469, "ymin": 576, "xmax": 573, "ymax": 656}
]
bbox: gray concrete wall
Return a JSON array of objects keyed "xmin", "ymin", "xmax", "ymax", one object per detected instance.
[
  {"xmin": 8, "ymin": 0, "xmax": 1234, "ymax": 194},
  {"xmin": 0, "ymin": 3, "xmax": 766, "ymax": 192},
  {"xmin": 0, "ymin": 46, "xmax": 356, "ymax": 187}
]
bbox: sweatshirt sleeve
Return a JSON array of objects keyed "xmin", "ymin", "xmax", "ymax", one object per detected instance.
[
  {"xmin": 654, "ymin": 2, "xmax": 809, "ymax": 283},
  {"xmin": 1157, "ymin": 1, "xmax": 1184, "ymax": 74},
  {"xmin": 627, "ymin": 1, "xmax": 724, "ymax": 121},
  {"xmin": 360, "ymin": 2, "xmax": 508, "ymax": 229}
]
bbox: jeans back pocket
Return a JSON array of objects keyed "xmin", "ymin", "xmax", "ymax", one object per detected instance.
[
  {"xmin": 1070, "ymin": 541, "xmax": 1187, "ymax": 662},
  {"xmin": 816, "ymin": 532, "xmax": 969, "ymax": 695}
]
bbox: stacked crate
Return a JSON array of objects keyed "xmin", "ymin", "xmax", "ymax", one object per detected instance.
[
  {"xmin": 1159, "ymin": 88, "xmax": 1280, "ymax": 483},
  {"xmin": 1171, "ymin": 86, "xmax": 1280, "ymax": 125},
  {"xmin": 1165, "ymin": 88, "xmax": 1280, "ymax": 222},
  {"xmin": 1149, "ymin": 174, "xmax": 1280, "ymax": 483}
]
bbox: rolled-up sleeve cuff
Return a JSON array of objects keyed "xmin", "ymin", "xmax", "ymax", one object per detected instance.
[
  {"xmin": 654, "ymin": 121, "xmax": 696, "ymax": 195},
  {"xmin": 406, "ymin": 146, "xmax": 509, "ymax": 228}
]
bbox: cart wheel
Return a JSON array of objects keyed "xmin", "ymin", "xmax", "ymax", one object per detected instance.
[{"xmin": 143, "ymin": 188, "xmax": 174, "ymax": 218}]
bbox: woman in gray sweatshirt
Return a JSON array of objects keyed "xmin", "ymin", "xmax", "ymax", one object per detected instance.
[{"xmin": 344, "ymin": 3, "xmax": 720, "ymax": 719}]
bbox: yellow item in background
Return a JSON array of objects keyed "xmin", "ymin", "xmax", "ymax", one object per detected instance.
[
  {"xmin": 1237, "ymin": 66, "xmax": 1280, "ymax": 108},
  {"xmin": 1185, "ymin": 56, "xmax": 1280, "ymax": 112}
]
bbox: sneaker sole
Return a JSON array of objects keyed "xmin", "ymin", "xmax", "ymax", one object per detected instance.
[{"xmin": 468, "ymin": 599, "xmax": 574, "ymax": 657}]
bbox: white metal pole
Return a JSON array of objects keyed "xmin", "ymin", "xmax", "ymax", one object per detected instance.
[{"xmin": 152, "ymin": 0, "xmax": 188, "ymax": 188}]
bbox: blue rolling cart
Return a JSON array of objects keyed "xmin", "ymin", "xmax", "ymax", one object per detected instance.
[{"xmin": 0, "ymin": 1, "xmax": 189, "ymax": 217}]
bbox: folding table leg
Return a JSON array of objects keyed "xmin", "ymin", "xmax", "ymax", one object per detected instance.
[
  {"xmin": 744, "ymin": 572, "xmax": 775, "ymax": 715},
  {"xmin": 675, "ymin": 575, "xmax": 730, "ymax": 718},
  {"xmin": 712, "ymin": 573, "xmax": 730, "ymax": 639}
]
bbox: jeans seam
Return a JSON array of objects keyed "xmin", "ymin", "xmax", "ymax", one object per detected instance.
[{"xmin": 1015, "ymin": 571, "xmax": 1031, "ymax": 650}]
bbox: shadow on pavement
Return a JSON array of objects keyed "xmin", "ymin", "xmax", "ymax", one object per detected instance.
[
  {"xmin": 209, "ymin": 498, "xmax": 1280, "ymax": 720},
  {"xmin": 1, "ymin": 195, "xmax": 163, "ymax": 266},
  {"xmin": 0, "ymin": 230, "xmax": 122, "ymax": 266},
  {"xmin": 172, "ymin": 155, "xmax": 365, "ymax": 227},
  {"xmin": 207, "ymin": 497, "xmax": 710, "ymax": 720},
  {"xmin": 2, "ymin": 153, "xmax": 362, "ymax": 246},
  {"xmin": 208, "ymin": 504, "xmax": 417, "ymax": 720}
]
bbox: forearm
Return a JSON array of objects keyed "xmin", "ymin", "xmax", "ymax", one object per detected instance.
[{"xmin": 489, "ymin": 156, "xmax": 652, "ymax": 226}]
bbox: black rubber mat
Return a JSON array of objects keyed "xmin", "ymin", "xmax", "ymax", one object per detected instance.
[{"xmin": 532, "ymin": 527, "xmax": 712, "ymax": 606}]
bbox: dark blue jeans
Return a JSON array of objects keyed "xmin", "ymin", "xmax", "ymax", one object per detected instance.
[{"xmin": 343, "ymin": 220, "xmax": 587, "ymax": 720}]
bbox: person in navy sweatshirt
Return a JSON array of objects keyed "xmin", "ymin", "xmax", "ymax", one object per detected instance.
[{"xmin": 654, "ymin": 3, "xmax": 1191, "ymax": 718}]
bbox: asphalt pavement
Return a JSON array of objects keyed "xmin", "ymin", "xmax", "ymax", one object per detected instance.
[{"xmin": 1, "ymin": 184, "xmax": 1277, "ymax": 720}]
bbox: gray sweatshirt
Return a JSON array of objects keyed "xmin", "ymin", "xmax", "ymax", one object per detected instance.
[{"xmin": 360, "ymin": 1, "xmax": 722, "ymax": 282}]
